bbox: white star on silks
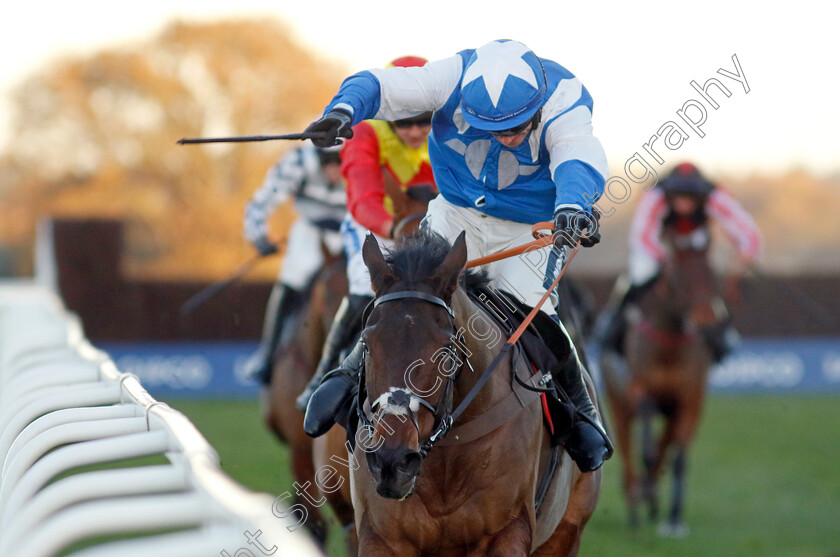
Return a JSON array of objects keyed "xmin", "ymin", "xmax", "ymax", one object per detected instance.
[{"xmin": 462, "ymin": 41, "xmax": 537, "ymax": 108}]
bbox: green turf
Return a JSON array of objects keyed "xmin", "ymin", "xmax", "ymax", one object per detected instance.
[{"xmin": 170, "ymin": 396, "xmax": 840, "ymax": 557}]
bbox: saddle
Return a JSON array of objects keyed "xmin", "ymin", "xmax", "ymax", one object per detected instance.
[{"xmin": 466, "ymin": 284, "xmax": 576, "ymax": 446}]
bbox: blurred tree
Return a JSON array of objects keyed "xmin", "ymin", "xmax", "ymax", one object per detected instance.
[{"xmin": 0, "ymin": 18, "xmax": 345, "ymax": 279}]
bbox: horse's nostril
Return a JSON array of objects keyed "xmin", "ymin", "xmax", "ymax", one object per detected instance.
[{"xmin": 397, "ymin": 451, "xmax": 423, "ymax": 477}]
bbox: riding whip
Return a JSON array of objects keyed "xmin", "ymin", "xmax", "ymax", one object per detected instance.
[
  {"xmin": 179, "ymin": 250, "xmax": 279, "ymax": 315},
  {"xmin": 176, "ymin": 131, "xmax": 329, "ymax": 145}
]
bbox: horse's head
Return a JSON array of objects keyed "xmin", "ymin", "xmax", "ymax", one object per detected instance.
[
  {"xmin": 358, "ymin": 230, "xmax": 466, "ymax": 499},
  {"xmin": 655, "ymin": 230, "xmax": 720, "ymax": 327},
  {"xmin": 391, "ymin": 184, "xmax": 438, "ymax": 241}
]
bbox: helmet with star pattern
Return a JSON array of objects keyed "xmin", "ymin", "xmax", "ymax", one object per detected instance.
[{"xmin": 459, "ymin": 40, "xmax": 547, "ymax": 132}]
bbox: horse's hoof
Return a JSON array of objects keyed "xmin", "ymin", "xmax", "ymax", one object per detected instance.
[{"xmin": 657, "ymin": 521, "xmax": 689, "ymax": 538}]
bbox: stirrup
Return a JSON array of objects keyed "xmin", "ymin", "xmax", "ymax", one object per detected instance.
[{"xmin": 564, "ymin": 413, "xmax": 613, "ymax": 472}]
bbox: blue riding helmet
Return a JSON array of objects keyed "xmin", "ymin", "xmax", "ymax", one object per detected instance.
[{"xmin": 459, "ymin": 40, "xmax": 547, "ymax": 132}]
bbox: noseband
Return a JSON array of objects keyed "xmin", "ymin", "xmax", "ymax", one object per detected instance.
[{"xmin": 357, "ymin": 290, "xmax": 466, "ymax": 457}]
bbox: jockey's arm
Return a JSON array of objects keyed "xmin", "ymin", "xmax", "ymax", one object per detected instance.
[
  {"xmin": 706, "ymin": 187, "xmax": 763, "ymax": 273},
  {"xmin": 628, "ymin": 188, "xmax": 669, "ymax": 261},
  {"xmin": 324, "ymin": 56, "xmax": 462, "ymax": 124},
  {"xmin": 541, "ymin": 79, "xmax": 608, "ymax": 216},
  {"xmin": 243, "ymin": 149, "xmax": 300, "ymax": 244},
  {"xmin": 342, "ymin": 123, "xmax": 393, "ymax": 238}
]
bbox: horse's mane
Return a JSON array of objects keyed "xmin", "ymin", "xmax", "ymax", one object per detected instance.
[{"xmin": 384, "ymin": 231, "xmax": 489, "ymax": 290}]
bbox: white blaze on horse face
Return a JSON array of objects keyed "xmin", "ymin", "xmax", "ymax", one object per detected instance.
[{"xmin": 372, "ymin": 387, "xmax": 421, "ymax": 416}]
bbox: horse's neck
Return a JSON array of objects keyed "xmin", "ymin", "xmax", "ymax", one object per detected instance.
[
  {"xmin": 450, "ymin": 288, "xmax": 509, "ymax": 420},
  {"xmin": 644, "ymin": 250, "xmax": 715, "ymax": 332}
]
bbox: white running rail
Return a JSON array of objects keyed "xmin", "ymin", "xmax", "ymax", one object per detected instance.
[{"xmin": 0, "ymin": 282, "xmax": 321, "ymax": 557}]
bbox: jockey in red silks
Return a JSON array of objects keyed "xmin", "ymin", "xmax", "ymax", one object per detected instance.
[
  {"xmin": 295, "ymin": 56, "xmax": 438, "ymax": 411},
  {"xmin": 598, "ymin": 162, "xmax": 762, "ymax": 363}
]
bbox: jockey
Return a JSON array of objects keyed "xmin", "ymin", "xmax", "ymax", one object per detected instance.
[
  {"xmin": 242, "ymin": 141, "xmax": 347, "ymax": 384},
  {"xmin": 295, "ymin": 56, "xmax": 438, "ymax": 411},
  {"xmin": 598, "ymin": 162, "xmax": 762, "ymax": 362},
  {"xmin": 302, "ymin": 40, "xmax": 612, "ymax": 472}
]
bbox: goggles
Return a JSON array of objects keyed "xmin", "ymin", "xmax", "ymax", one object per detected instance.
[
  {"xmin": 489, "ymin": 118, "xmax": 533, "ymax": 137},
  {"xmin": 392, "ymin": 115, "xmax": 433, "ymax": 129}
]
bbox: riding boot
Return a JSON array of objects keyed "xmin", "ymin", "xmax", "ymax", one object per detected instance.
[
  {"xmin": 596, "ymin": 276, "xmax": 658, "ymax": 357},
  {"xmin": 699, "ymin": 319, "xmax": 740, "ymax": 364},
  {"xmin": 295, "ymin": 294, "xmax": 372, "ymax": 411},
  {"xmin": 555, "ymin": 340, "xmax": 614, "ymax": 473},
  {"xmin": 303, "ymin": 340, "xmax": 365, "ymax": 438},
  {"xmin": 244, "ymin": 283, "xmax": 303, "ymax": 385}
]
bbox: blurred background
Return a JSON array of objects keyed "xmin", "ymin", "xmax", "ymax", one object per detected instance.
[{"xmin": 2, "ymin": 1, "xmax": 838, "ymax": 555}]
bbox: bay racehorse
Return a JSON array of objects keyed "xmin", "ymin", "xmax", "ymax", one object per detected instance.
[
  {"xmin": 345, "ymin": 230, "xmax": 601, "ymax": 556},
  {"xmin": 263, "ymin": 247, "xmax": 349, "ymax": 546},
  {"xmin": 266, "ymin": 192, "xmax": 440, "ymax": 553},
  {"xmin": 600, "ymin": 230, "xmax": 720, "ymax": 536}
]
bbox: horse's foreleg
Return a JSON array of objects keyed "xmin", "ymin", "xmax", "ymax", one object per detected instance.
[
  {"xmin": 486, "ymin": 506, "xmax": 533, "ymax": 557},
  {"xmin": 532, "ymin": 468, "xmax": 600, "ymax": 557},
  {"xmin": 667, "ymin": 448, "xmax": 688, "ymax": 530},
  {"xmin": 659, "ymin": 396, "xmax": 703, "ymax": 537},
  {"xmin": 289, "ymin": 448, "xmax": 328, "ymax": 546},
  {"xmin": 611, "ymin": 402, "xmax": 640, "ymax": 529},
  {"xmin": 357, "ymin": 519, "xmax": 418, "ymax": 557},
  {"xmin": 639, "ymin": 399, "xmax": 660, "ymax": 522}
]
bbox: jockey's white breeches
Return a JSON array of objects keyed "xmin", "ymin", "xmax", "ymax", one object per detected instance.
[
  {"xmin": 280, "ymin": 218, "xmax": 343, "ymax": 290},
  {"xmin": 422, "ymin": 196, "xmax": 566, "ymax": 317}
]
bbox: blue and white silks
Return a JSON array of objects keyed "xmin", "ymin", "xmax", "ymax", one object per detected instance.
[{"xmin": 325, "ymin": 47, "xmax": 609, "ymax": 224}]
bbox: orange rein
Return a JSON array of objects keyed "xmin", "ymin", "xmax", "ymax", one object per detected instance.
[
  {"xmin": 465, "ymin": 221, "xmax": 556, "ymax": 269},
  {"xmin": 463, "ymin": 221, "xmax": 581, "ymax": 344},
  {"xmin": 441, "ymin": 222, "xmax": 581, "ymax": 431}
]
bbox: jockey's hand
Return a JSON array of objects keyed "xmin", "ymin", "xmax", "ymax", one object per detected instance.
[
  {"xmin": 725, "ymin": 254, "xmax": 752, "ymax": 305},
  {"xmin": 304, "ymin": 109, "xmax": 354, "ymax": 148},
  {"xmin": 553, "ymin": 207, "xmax": 601, "ymax": 249},
  {"xmin": 724, "ymin": 274, "xmax": 743, "ymax": 305},
  {"xmin": 252, "ymin": 236, "xmax": 278, "ymax": 257}
]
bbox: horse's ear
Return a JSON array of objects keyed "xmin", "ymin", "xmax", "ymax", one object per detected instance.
[
  {"xmin": 362, "ymin": 234, "xmax": 395, "ymax": 294},
  {"xmin": 431, "ymin": 231, "xmax": 468, "ymax": 298}
]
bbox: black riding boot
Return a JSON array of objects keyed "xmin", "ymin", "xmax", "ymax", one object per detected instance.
[
  {"xmin": 295, "ymin": 294, "xmax": 372, "ymax": 411},
  {"xmin": 552, "ymin": 325, "xmax": 614, "ymax": 472},
  {"xmin": 597, "ymin": 276, "xmax": 658, "ymax": 357},
  {"xmin": 700, "ymin": 318, "xmax": 740, "ymax": 363},
  {"xmin": 244, "ymin": 283, "xmax": 303, "ymax": 385},
  {"xmin": 303, "ymin": 340, "xmax": 365, "ymax": 438}
]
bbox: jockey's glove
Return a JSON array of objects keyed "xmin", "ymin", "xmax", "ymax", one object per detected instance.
[
  {"xmin": 252, "ymin": 236, "xmax": 278, "ymax": 257},
  {"xmin": 304, "ymin": 109, "xmax": 354, "ymax": 148},
  {"xmin": 553, "ymin": 207, "xmax": 601, "ymax": 249}
]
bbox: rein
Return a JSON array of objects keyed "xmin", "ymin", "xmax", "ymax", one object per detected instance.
[
  {"xmin": 465, "ymin": 221, "xmax": 555, "ymax": 269},
  {"xmin": 359, "ymin": 223, "xmax": 581, "ymax": 457},
  {"xmin": 637, "ymin": 319, "xmax": 693, "ymax": 348}
]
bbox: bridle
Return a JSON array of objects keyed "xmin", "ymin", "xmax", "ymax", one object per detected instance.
[{"xmin": 355, "ymin": 289, "xmax": 466, "ymax": 457}]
